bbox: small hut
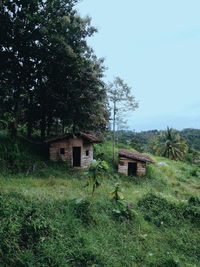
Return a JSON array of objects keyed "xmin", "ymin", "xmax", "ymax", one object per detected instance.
[
  {"xmin": 118, "ymin": 149, "xmax": 154, "ymax": 177},
  {"xmin": 46, "ymin": 132, "xmax": 101, "ymax": 168}
]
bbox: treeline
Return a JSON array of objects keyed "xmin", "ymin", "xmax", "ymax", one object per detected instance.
[
  {"xmin": 116, "ymin": 128, "xmax": 200, "ymax": 151},
  {"xmin": 0, "ymin": 0, "xmax": 109, "ymax": 141}
]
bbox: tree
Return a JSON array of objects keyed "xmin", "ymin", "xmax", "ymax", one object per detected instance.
[
  {"xmin": 0, "ymin": 0, "xmax": 109, "ymax": 140},
  {"xmin": 107, "ymin": 77, "xmax": 138, "ymax": 162},
  {"xmin": 0, "ymin": 0, "xmax": 43, "ymax": 138},
  {"xmin": 185, "ymin": 147, "xmax": 200, "ymax": 165},
  {"xmin": 130, "ymin": 138, "xmax": 143, "ymax": 152},
  {"xmin": 147, "ymin": 136, "xmax": 159, "ymax": 154},
  {"xmin": 157, "ymin": 127, "xmax": 188, "ymax": 160}
]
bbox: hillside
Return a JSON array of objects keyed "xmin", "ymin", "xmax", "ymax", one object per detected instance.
[
  {"xmin": 117, "ymin": 128, "xmax": 200, "ymax": 151},
  {"xmin": 0, "ymin": 139, "xmax": 200, "ymax": 266}
]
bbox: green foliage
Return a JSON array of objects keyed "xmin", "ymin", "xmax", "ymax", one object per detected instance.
[
  {"xmin": 185, "ymin": 147, "xmax": 200, "ymax": 165},
  {"xmin": 0, "ymin": 192, "xmax": 106, "ymax": 266},
  {"xmin": 0, "ymin": 0, "xmax": 109, "ymax": 139},
  {"xmin": 156, "ymin": 127, "xmax": 188, "ymax": 160},
  {"xmin": 147, "ymin": 136, "xmax": 160, "ymax": 154},
  {"xmin": 109, "ymin": 183, "xmax": 124, "ymax": 201},
  {"xmin": 107, "ymin": 77, "xmax": 139, "ymax": 162},
  {"xmin": 69, "ymin": 198, "xmax": 96, "ymax": 227},
  {"xmin": 112, "ymin": 200, "xmax": 138, "ymax": 222},
  {"xmin": 129, "ymin": 137, "xmax": 143, "ymax": 152},
  {"xmin": 116, "ymin": 128, "xmax": 200, "ymax": 160},
  {"xmin": 0, "ymin": 138, "xmax": 200, "ymax": 266},
  {"xmin": 116, "ymin": 129, "xmax": 160, "ymax": 148},
  {"xmin": 85, "ymin": 159, "xmax": 109, "ymax": 196},
  {"xmin": 0, "ymin": 135, "xmax": 46, "ymax": 174},
  {"xmin": 188, "ymin": 196, "xmax": 200, "ymax": 206},
  {"xmin": 94, "ymin": 141, "xmax": 118, "ymax": 165},
  {"xmin": 181, "ymin": 128, "xmax": 200, "ymax": 151},
  {"xmin": 137, "ymin": 193, "xmax": 200, "ymax": 227}
]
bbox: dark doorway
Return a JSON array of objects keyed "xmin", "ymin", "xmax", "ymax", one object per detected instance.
[
  {"xmin": 128, "ymin": 162, "xmax": 137, "ymax": 176},
  {"xmin": 73, "ymin": 147, "xmax": 81, "ymax": 167}
]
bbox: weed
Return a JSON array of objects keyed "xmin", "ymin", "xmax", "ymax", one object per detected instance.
[
  {"xmin": 69, "ymin": 198, "xmax": 95, "ymax": 227},
  {"xmin": 137, "ymin": 193, "xmax": 200, "ymax": 227}
]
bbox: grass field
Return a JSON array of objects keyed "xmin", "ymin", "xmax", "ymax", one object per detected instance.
[{"xmin": 0, "ymin": 141, "xmax": 200, "ymax": 266}]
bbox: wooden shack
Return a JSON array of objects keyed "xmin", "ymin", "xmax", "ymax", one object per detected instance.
[
  {"xmin": 118, "ymin": 149, "xmax": 154, "ymax": 177},
  {"xmin": 46, "ymin": 132, "xmax": 101, "ymax": 168}
]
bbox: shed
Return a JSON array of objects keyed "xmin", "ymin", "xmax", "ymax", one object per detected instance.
[
  {"xmin": 118, "ymin": 149, "xmax": 154, "ymax": 177},
  {"xmin": 45, "ymin": 132, "xmax": 101, "ymax": 168}
]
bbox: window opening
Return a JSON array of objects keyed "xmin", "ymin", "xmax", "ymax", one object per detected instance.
[{"xmin": 60, "ymin": 148, "xmax": 65, "ymax": 155}]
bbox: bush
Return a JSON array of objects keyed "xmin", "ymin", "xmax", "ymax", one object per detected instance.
[
  {"xmin": 137, "ymin": 193, "xmax": 200, "ymax": 227},
  {"xmin": 69, "ymin": 198, "xmax": 95, "ymax": 226},
  {"xmin": 188, "ymin": 196, "xmax": 200, "ymax": 206},
  {"xmin": 112, "ymin": 200, "xmax": 138, "ymax": 222},
  {"xmin": 0, "ymin": 192, "xmax": 106, "ymax": 266},
  {"xmin": 0, "ymin": 135, "xmax": 46, "ymax": 174}
]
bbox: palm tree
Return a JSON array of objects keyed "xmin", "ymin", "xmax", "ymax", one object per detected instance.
[{"xmin": 157, "ymin": 127, "xmax": 188, "ymax": 160}]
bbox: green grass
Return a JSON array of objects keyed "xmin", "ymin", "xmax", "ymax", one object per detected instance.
[{"xmin": 0, "ymin": 139, "xmax": 200, "ymax": 266}]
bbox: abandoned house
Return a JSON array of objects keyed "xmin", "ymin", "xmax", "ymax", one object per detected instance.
[
  {"xmin": 46, "ymin": 132, "xmax": 101, "ymax": 168},
  {"xmin": 118, "ymin": 149, "xmax": 154, "ymax": 177}
]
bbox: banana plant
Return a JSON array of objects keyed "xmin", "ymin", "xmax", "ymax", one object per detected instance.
[
  {"xmin": 109, "ymin": 183, "xmax": 124, "ymax": 201},
  {"xmin": 85, "ymin": 159, "xmax": 109, "ymax": 196}
]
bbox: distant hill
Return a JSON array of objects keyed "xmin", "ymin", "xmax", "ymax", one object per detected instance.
[
  {"xmin": 181, "ymin": 128, "xmax": 200, "ymax": 151},
  {"xmin": 117, "ymin": 128, "xmax": 200, "ymax": 151}
]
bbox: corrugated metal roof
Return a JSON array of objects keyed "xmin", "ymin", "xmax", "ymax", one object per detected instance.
[{"xmin": 119, "ymin": 149, "xmax": 155, "ymax": 163}]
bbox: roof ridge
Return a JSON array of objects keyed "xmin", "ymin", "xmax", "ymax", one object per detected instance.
[
  {"xmin": 119, "ymin": 149, "xmax": 154, "ymax": 163},
  {"xmin": 45, "ymin": 132, "xmax": 102, "ymax": 143}
]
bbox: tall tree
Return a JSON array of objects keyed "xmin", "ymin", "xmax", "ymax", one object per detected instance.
[
  {"xmin": 0, "ymin": 0, "xmax": 109, "ymax": 140},
  {"xmin": 107, "ymin": 77, "xmax": 138, "ymax": 162},
  {"xmin": 0, "ymin": 0, "xmax": 42, "ymax": 138},
  {"xmin": 157, "ymin": 127, "xmax": 188, "ymax": 160}
]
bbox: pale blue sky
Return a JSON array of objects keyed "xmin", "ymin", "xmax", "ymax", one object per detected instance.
[{"xmin": 77, "ymin": 0, "xmax": 200, "ymax": 131}]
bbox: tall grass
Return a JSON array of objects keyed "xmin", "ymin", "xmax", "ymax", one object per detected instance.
[{"xmin": 0, "ymin": 137, "xmax": 200, "ymax": 266}]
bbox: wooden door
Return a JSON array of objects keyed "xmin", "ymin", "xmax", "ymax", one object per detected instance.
[
  {"xmin": 128, "ymin": 162, "xmax": 137, "ymax": 176},
  {"xmin": 73, "ymin": 147, "xmax": 81, "ymax": 167}
]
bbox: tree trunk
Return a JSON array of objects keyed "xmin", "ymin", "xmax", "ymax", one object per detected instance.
[
  {"xmin": 47, "ymin": 116, "xmax": 53, "ymax": 136},
  {"xmin": 27, "ymin": 93, "xmax": 34, "ymax": 138},
  {"xmin": 27, "ymin": 120, "xmax": 33, "ymax": 138},
  {"xmin": 112, "ymin": 100, "xmax": 116, "ymax": 163},
  {"xmin": 40, "ymin": 116, "xmax": 46, "ymax": 142},
  {"xmin": 62, "ymin": 121, "xmax": 65, "ymax": 134},
  {"xmin": 10, "ymin": 89, "xmax": 21, "ymax": 140}
]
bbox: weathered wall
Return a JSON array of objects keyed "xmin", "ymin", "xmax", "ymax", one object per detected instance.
[
  {"xmin": 49, "ymin": 140, "xmax": 71, "ymax": 163},
  {"xmin": 82, "ymin": 143, "xmax": 93, "ymax": 168},
  {"xmin": 118, "ymin": 157, "xmax": 146, "ymax": 177},
  {"xmin": 49, "ymin": 137, "xmax": 93, "ymax": 168}
]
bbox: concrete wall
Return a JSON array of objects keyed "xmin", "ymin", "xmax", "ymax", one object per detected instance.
[
  {"xmin": 49, "ymin": 137, "xmax": 93, "ymax": 168},
  {"xmin": 118, "ymin": 157, "xmax": 146, "ymax": 177}
]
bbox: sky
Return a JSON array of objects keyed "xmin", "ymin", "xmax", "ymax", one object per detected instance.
[{"xmin": 77, "ymin": 0, "xmax": 200, "ymax": 131}]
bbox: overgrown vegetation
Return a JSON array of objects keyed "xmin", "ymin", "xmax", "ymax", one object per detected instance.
[
  {"xmin": 0, "ymin": 1, "xmax": 199, "ymax": 265},
  {"xmin": 117, "ymin": 128, "xmax": 200, "ymax": 151},
  {"xmin": 0, "ymin": 0, "xmax": 109, "ymax": 140},
  {"xmin": 0, "ymin": 139, "xmax": 200, "ymax": 266},
  {"xmin": 116, "ymin": 128, "xmax": 200, "ymax": 164}
]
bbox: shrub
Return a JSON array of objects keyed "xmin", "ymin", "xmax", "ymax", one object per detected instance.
[
  {"xmin": 112, "ymin": 200, "xmax": 138, "ymax": 222},
  {"xmin": 0, "ymin": 135, "xmax": 46, "ymax": 174},
  {"xmin": 69, "ymin": 198, "xmax": 95, "ymax": 227},
  {"xmin": 137, "ymin": 193, "xmax": 200, "ymax": 227}
]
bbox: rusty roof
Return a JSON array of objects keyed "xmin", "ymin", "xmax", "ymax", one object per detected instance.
[
  {"xmin": 119, "ymin": 149, "xmax": 155, "ymax": 163},
  {"xmin": 45, "ymin": 132, "xmax": 102, "ymax": 143}
]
